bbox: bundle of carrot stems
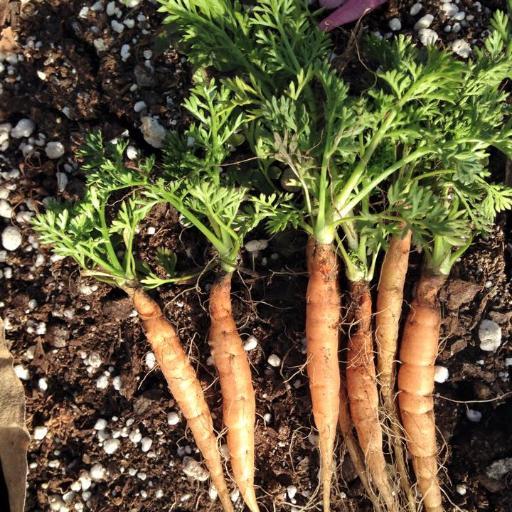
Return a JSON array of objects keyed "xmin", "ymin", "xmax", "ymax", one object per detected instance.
[{"xmin": 32, "ymin": 2, "xmax": 512, "ymax": 511}]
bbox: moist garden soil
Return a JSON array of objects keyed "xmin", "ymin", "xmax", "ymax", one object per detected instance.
[{"xmin": 0, "ymin": 1, "xmax": 511, "ymax": 511}]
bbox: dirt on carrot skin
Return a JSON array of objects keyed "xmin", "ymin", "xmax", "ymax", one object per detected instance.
[{"xmin": 0, "ymin": 1, "xmax": 511, "ymax": 511}]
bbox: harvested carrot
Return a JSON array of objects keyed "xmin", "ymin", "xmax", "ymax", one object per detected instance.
[
  {"xmin": 376, "ymin": 231, "xmax": 411, "ymax": 402},
  {"xmin": 130, "ymin": 288, "xmax": 234, "ymax": 512},
  {"xmin": 339, "ymin": 381, "xmax": 383, "ymax": 512},
  {"xmin": 209, "ymin": 273, "xmax": 259, "ymax": 512},
  {"xmin": 375, "ymin": 231, "xmax": 418, "ymax": 512},
  {"xmin": 306, "ymin": 241, "xmax": 341, "ymax": 512},
  {"xmin": 398, "ymin": 272, "xmax": 447, "ymax": 512},
  {"xmin": 346, "ymin": 281, "xmax": 397, "ymax": 512}
]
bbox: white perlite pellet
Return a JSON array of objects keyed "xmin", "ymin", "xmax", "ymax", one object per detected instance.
[
  {"xmin": 11, "ymin": 119, "xmax": 35, "ymax": 138},
  {"xmin": 243, "ymin": 336, "xmax": 258, "ymax": 351},
  {"xmin": 182, "ymin": 457, "xmax": 209, "ymax": 481},
  {"xmin": 14, "ymin": 364, "xmax": 30, "ymax": 380},
  {"xmin": 478, "ymin": 319, "xmax": 502, "ymax": 352},
  {"xmin": 388, "ymin": 18, "xmax": 401, "ymax": 31},
  {"xmin": 45, "ymin": 142, "xmax": 65, "ymax": 159},
  {"xmin": 2, "ymin": 226, "xmax": 22, "ymax": 251},
  {"xmin": 466, "ymin": 409, "xmax": 482, "ymax": 423},
  {"xmin": 89, "ymin": 463, "xmax": 106, "ymax": 481},
  {"xmin": 33, "ymin": 426, "xmax": 48, "ymax": 440},
  {"xmin": 414, "ymin": 14, "xmax": 434, "ymax": 30},
  {"xmin": 267, "ymin": 354, "xmax": 281, "ymax": 367},
  {"xmin": 141, "ymin": 437, "xmax": 153, "ymax": 452},
  {"xmin": 245, "ymin": 239, "xmax": 268, "ymax": 252},
  {"xmin": 418, "ymin": 28, "xmax": 439, "ymax": 46},
  {"xmin": 0, "ymin": 199, "xmax": 12, "ymax": 218},
  {"xmin": 167, "ymin": 412, "xmax": 180, "ymax": 425},
  {"xmin": 452, "ymin": 39, "xmax": 471, "ymax": 58},
  {"xmin": 410, "ymin": 2, "xmax": 422, "ymax": 16},
  {"xmin": 145, "ymin": 351, "xmax": 156, "ymax": 369},
  {"xmin": 94, "ymin": 418, "xmax": 107, "ymax": 430},
  {"xmin": 140, "ymin": 116, "xmax": 166, "ymax": 148},
  {"xmin": 434, "ymin": 365, "xmax": 449, "ymax": 383},
  {"xmin": 103, "ymin": 438, "xmax": 121, "ymax": 454}
]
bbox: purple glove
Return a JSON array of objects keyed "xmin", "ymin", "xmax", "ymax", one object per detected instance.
[
  {"xmin": 319, "ymin": 0, "xmax": 388, "ymax": 32},
  {"xmin": 319, "ymin": 0, "xmax": 346, "ymax": 8}
]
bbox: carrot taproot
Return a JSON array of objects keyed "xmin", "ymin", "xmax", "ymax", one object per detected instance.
[
  {"xmin": 346, "ymin": 281, "xmax": 398, "ymax": 512},
  {"xmin": 306, "ymin": 240, "xmax": 341, "ymax": 512},
  {"xmin": 208, "ymin": 272, "xmax": 259, "ymax": 512},
  {"xmin": 376, "ymin": 230, "xmax": 412, "ymax": 402},
  {"xmin": 398, "ymin": 272, "xmax": 447, "ymax": 512},
  {"xmin": 130, "ymin": 288, "xmax": 234, "ymax": 512},
  {"xmin": 375, "ymin": 231, "xmax": 417, "ymax": 512},
  {"xmin": 339, "ymin": 381, "xmax": 383, "ymax": 512}
]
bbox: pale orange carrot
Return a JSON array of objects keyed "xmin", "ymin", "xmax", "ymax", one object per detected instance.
[
  {"xmin": 376, "ymin": 230, "xmax": 412, "ymax": 402},
  {"xmin": 376, "ymin": 231, "xmax": 417, "ymax": 512},
  {"xmin": 339, "ymin": 381, "xmax": 383, "ymax": 512},
  {"xmin": 306, "ymin": 240, "xmax": 341, "ymax": 512},
  {"xmin": 130, "ymin": 288, "xmax": 234, "ymax": 512},
  {"xmin": 398, "ymin": 272, "xmax": 447, "ymax": 512},
  {"xmin": 209, "ymin": 272, "xmax": 259, "ymax": 512},
  {"xmin": 346, "ymin": 281, "xmax": 398, "ymax": 512}
]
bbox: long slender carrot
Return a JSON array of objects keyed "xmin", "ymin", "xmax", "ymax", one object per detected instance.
[
  {"xmin": 130, "ymin": 288, "xmax": 234, "ymax": 512},
  {"xmin": 376, "ymin": 231, "xmax": 412, "ymax": 402},
  {"xmin": 306, "ymin": 240, "xmax": 341, "ymax": 512},
  {"xmin": 398, "ymin": 271, "xmax": 447, "ymax": 512},
  {"xmin": 375, "ymin": 231, "xmax": 417, "ymax": 512},
  {"xmin": 346, "ymin": 281, "xmax": 397, "ymax": 512},
  {"xmin": 208, "ymin": 272, "xmax": 259, "ymax": 512}
]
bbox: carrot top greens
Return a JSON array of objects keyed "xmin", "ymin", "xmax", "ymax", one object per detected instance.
[{"xmin": 160, "ymin": 0, "xmax": 512, "ymax": 280}]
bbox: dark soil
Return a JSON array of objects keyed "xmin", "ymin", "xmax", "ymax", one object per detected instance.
[{"xmin": 0, "ymin": 1, "xmax": 511, "ymax": 511}]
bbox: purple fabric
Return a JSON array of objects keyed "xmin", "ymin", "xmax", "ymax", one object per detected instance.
[
  {"xmin": 319, "ymin": 0, "xmax": 346, "ymax": 8},
  {"xmin": 319, "ymin": 0, "xmax": 388, "ymax": 31}
]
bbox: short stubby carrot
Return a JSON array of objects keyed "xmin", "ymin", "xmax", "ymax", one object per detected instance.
[
  {"xmin": 306, "ymin": 240, "xmax": 341, "ymax": 512},
  {"xmin": 130, "ymin": 288, "xmax": 234, "ymax": 512},
  {"xmin": 346, "ymin": 281, "xmax": 397, "ymax": 512},
  {"xmin": 209, "ymin": 273, "xmax": 259, "ymax": 512},
  {"xmin": 398, "ymin": 272, "xmax": 447, "ymax": 512}
]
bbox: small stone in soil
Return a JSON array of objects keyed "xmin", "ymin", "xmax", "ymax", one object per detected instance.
[
  {"xmin": 38, "ymin": 377, "xmax": 48, "ymax": 391},
  {"xmin": 0, "ymin": 199, "xmax": 12, "ymax": 218},
  {"xmin": 451, "ymin": 39, "xmax": 471, "ymax": 58},
  {"xmin": 287, "ymin": 485, "xmax": 298, "ymax": 499},
  {"xmin": 388, "ymin": 18, "xmax": 401, "ymax": 31},
  {"xmin": 418, "ymin": 28, "xmax": 439, "ymax": 46}
]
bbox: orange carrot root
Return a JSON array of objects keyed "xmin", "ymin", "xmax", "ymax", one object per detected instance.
[
  {"xmin": 375, "ymin": 231, "xmax": 417, "ymax": 512},
  {"xmin": 398, "ymin": 272, "xmax": 447, "ymax": 512},
  {"xmin": 376, "ymin": 231, "xmax": 412, "ymax": 402},
  {"xmin": 306, "ymin": 241, "xmax": 341, "ymax": 512},
  {"xmin": 131, "ymin": 288, "xmax": 234, "ymax": 512},
  {"xmin": 346, "ymin": 281, "xmax": 397, "ymax": 512},
  {"xmin": 339, "ymin": 382, "xmax": 383, "ymax": 512},
  {"xmin": 209, "ymin": 273, "xmax": 259, "ymax": 512}
]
